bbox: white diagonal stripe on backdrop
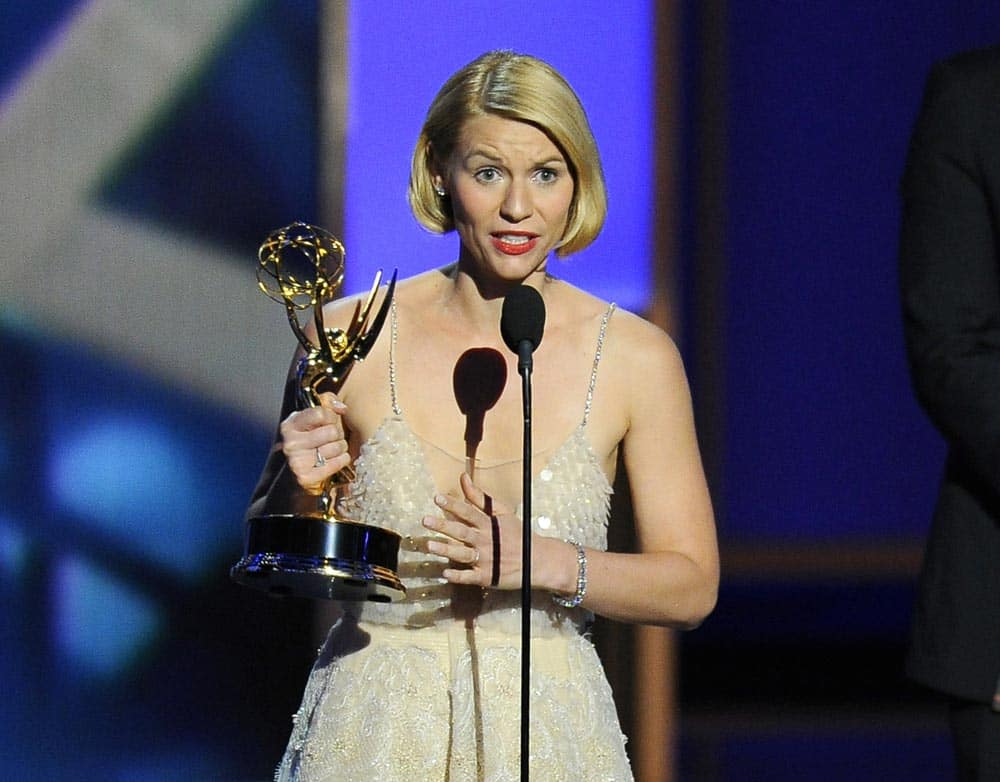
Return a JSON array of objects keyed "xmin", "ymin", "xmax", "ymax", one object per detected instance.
[{"xmin": 0, "ymin": 0, "xmax": 290, "ymax": 421}]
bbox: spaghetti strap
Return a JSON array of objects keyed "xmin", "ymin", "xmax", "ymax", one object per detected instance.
[
  {"xmin": 389, "ymin": 297, "xmax": 402, "ymax": 416},
  {"xmin": 583, "ymin": 303, "xmax": 616, "ymax": 426}
]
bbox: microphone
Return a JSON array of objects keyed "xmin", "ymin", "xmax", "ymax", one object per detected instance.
[{"xmin": 500, "ymin": 285, "xmax": 546, "ymax": 374}]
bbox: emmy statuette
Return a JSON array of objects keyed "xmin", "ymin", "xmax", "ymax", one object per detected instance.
[{"xmin": 231, "ymin": 222, "xmax": 404, "ymax": 602}]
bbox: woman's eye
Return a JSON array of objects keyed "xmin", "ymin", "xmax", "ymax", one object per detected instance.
[
  {"xmin": 475, "ymin": 168, "xmax": 500, "ymax": 183},
  {"xmin": 536, "ymin": 168, "xmax": 558, "ymax": 184}
]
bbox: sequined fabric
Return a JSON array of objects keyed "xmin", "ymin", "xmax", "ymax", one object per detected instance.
[{"xmin": 275, "ymin": 304, "xmax": 633, "ymax": 781}]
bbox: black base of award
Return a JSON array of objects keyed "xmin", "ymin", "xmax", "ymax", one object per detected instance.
[{"xmin": 230, "ymin": 514, "xmax": 405, "ymax": 602}]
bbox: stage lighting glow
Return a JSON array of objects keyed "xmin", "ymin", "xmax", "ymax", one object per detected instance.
[
  {"xmin": 53, "ymin": 555, "xmax": 163, "ymax": 680},
  {"xmin": 0, "ymin": 516, "xmax": 29, "ymax": 578},
  {"xmin": 49, "ymin": 415, "xmax": 222, "ymax": 578}
]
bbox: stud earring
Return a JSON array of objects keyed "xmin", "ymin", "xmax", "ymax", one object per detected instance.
[{"xmin": 434, "ymin": 183, "xmax": 447, "ymax": 197}]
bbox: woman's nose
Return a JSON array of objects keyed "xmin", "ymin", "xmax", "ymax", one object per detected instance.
[{"xmin": 499, "ymin": 180, "xmax": 532, "ymax": 222}]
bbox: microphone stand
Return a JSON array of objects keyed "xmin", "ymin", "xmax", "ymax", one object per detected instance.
[
  {"xmin": 517, "ymin": 340, "xmax": 533, "ymax": 782},
  {"xmin": 501, "ymin": 284, "xmax": 544, "ymax": 782}
]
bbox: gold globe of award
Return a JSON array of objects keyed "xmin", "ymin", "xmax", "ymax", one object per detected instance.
[{"xmin": 231, "ymin": 222, "xmax": 404, "ymax": 602}]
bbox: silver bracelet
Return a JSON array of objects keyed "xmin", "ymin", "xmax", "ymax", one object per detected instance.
[{"xmin": 552, "ymin": 541, "xmax": 587, "ymax": 608}]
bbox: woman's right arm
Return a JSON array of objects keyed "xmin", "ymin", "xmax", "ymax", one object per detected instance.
[{"xmin": 245, "ymin": 360, "xmax": 352, "ymax": 521}]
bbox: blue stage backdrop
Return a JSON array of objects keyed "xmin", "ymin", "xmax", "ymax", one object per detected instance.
[{"xmin": 344, "ymin": 1, "xmax": 654, "ymax": 311}]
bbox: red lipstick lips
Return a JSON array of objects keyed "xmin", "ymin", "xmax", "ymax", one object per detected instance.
[{"xmin": 491, "ymin": 232, "xmax": 538, "ymax": 255}]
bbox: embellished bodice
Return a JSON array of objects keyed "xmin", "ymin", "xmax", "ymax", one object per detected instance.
[{"xmin": 337, "ymin": 303, "xmax": 617, "ymax": 636}]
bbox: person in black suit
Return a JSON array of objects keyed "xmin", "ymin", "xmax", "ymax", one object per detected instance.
[{"xmin": 900, "ymin": 45, "xmax": 1000, "ymax": 780}]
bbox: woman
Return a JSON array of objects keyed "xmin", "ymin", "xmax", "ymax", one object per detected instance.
[{"xmin": 257, "ymin": 50, "xmax": 719, "ymax": 781}]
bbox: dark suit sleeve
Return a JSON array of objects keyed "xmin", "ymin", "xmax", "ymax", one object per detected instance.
[{"xmin": 900, "ymin": 57, "xmax": 1000, "ymax": 495}]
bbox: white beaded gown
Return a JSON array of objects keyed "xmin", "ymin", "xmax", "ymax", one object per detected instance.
[{"xmin": 275, "ymin": 304, "xmax": 633, "ymax": 782}]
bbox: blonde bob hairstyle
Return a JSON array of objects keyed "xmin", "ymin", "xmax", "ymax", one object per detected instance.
[{"xmin": 408, "ymin": 50, "xmax": 607, "ymax": 258}]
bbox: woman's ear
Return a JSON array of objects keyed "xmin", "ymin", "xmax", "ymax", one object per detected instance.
[{"xmin": 428, "ymin": 143, "xmax": 447, "ymax": 196}]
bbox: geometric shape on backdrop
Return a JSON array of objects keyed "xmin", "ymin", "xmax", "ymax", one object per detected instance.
[
  {"xmin": 49, "ymin": 415, "xmax": 214, "ymax": 578},
  {"xmin": 93, "ymin": 0, "xmax": 320, "ymax": 256},
  {"xmin": 52, "ymin": 555, "xmax": 163, "ymax": 680},
  {"xmin": 0, "ymin": 0, "xmax": 77, "ymax": 100}
]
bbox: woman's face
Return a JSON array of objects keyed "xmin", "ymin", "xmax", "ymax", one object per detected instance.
[{"xmin": 439, "ymin": 115, "xmax": 575, "ymax": 287}]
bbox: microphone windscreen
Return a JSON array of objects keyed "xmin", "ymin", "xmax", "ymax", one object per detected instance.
[{"xmin": 500, "ymin": 285, "xmax": 546, "ymax": 354}]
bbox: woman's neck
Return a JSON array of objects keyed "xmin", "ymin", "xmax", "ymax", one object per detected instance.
[{"xmin": 439, "ymin": 261, "xmax": 552, "ymax": 332}]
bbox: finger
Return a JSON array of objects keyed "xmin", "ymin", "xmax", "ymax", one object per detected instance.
[
  {"xmin": 306, "ymin": 405, "xmax": 345, "ymax": 430},
  {"xmin": 453, "ymin": 476, "xmax": 506, "ymax": 588},
  {"xmin": 441, "ymin": 568, "xmax": 483, "ymax": 586},
  {"xmin": 312, "ymin": 440, "xmax": 350, "ymax": 465},
  {"xmin": 316, "ymin": 392, "xmax": 348, "ymax": 416},
  {"xmin": 290, "ymin": 424, "xmax": 347, "ymax": 450},
  {"xmin": 432, "ymin": 492, "xmax": 482, "ymax": 528},
  {"xmin": 441, "ymin": 567, "xmax": 483, "ymax": 585},
  {"xmin": 459, "ymin": 472, "xmax": 489, "ymax": 510},
  {"xmin": 282, "ymin": 406, "xmax": 346, "ymax": 443},
  {"xmin": 426, "ymin": 538, "xmax": 479, "ymax": 565},
  {"xmin": 422, "ymin": 513, "xmax": 476, "ymax": 545},
  {"xmin": 282, "ymin": 408, "xmax": 343, "ymax": 440},
  {"xmin": 459, "ymin": 473, "xmax": 510, "ymax": 517},
  {"xmin": 288, "ymin": 440, "xmax": 350, "ymax": 480}
]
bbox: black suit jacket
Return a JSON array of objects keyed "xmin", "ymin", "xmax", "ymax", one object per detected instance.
[{"xmin": 900, "ymin": 45, "xmax": 1000, "ymax": 703}]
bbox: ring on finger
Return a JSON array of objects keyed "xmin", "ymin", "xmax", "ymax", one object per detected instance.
[
  {"xmin": 314, "ymin": 447, "xmax": 326, "ymax": 468},
  {"xmin": 472, "ymin": 548, "xmax": 480, "ymax": 564}
]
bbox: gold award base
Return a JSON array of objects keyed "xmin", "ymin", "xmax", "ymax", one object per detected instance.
[{"xmin": 231, "ymin": 513, "xmax": 405, "ymax": 602}]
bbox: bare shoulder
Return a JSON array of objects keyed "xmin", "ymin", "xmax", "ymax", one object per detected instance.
[
  {"xmin": 599, "ymin": 307, "xmax": 697, "ymax": 450},
  {"xmin": 319, "ymin": 266, "xmax": 447, "ymax": 329},
  {"xmin": 544, "ymin": 282, "xmax": 684, "ymax": 378},
  {"xmin": 604, "ymin": 304, "xmax": 685, "ymax": 379},
  {"xmin": 546, "ymin": 280, "xmax": 615, "ymax": 331}
]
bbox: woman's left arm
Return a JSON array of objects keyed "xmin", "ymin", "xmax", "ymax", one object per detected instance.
[
  {"xmin": 542, "ymin": 317, "xmax": 719, "ymax": 628},
  {"xmin": 426, "ymin": 316, "xmax": 719, "ymax": 628}
]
